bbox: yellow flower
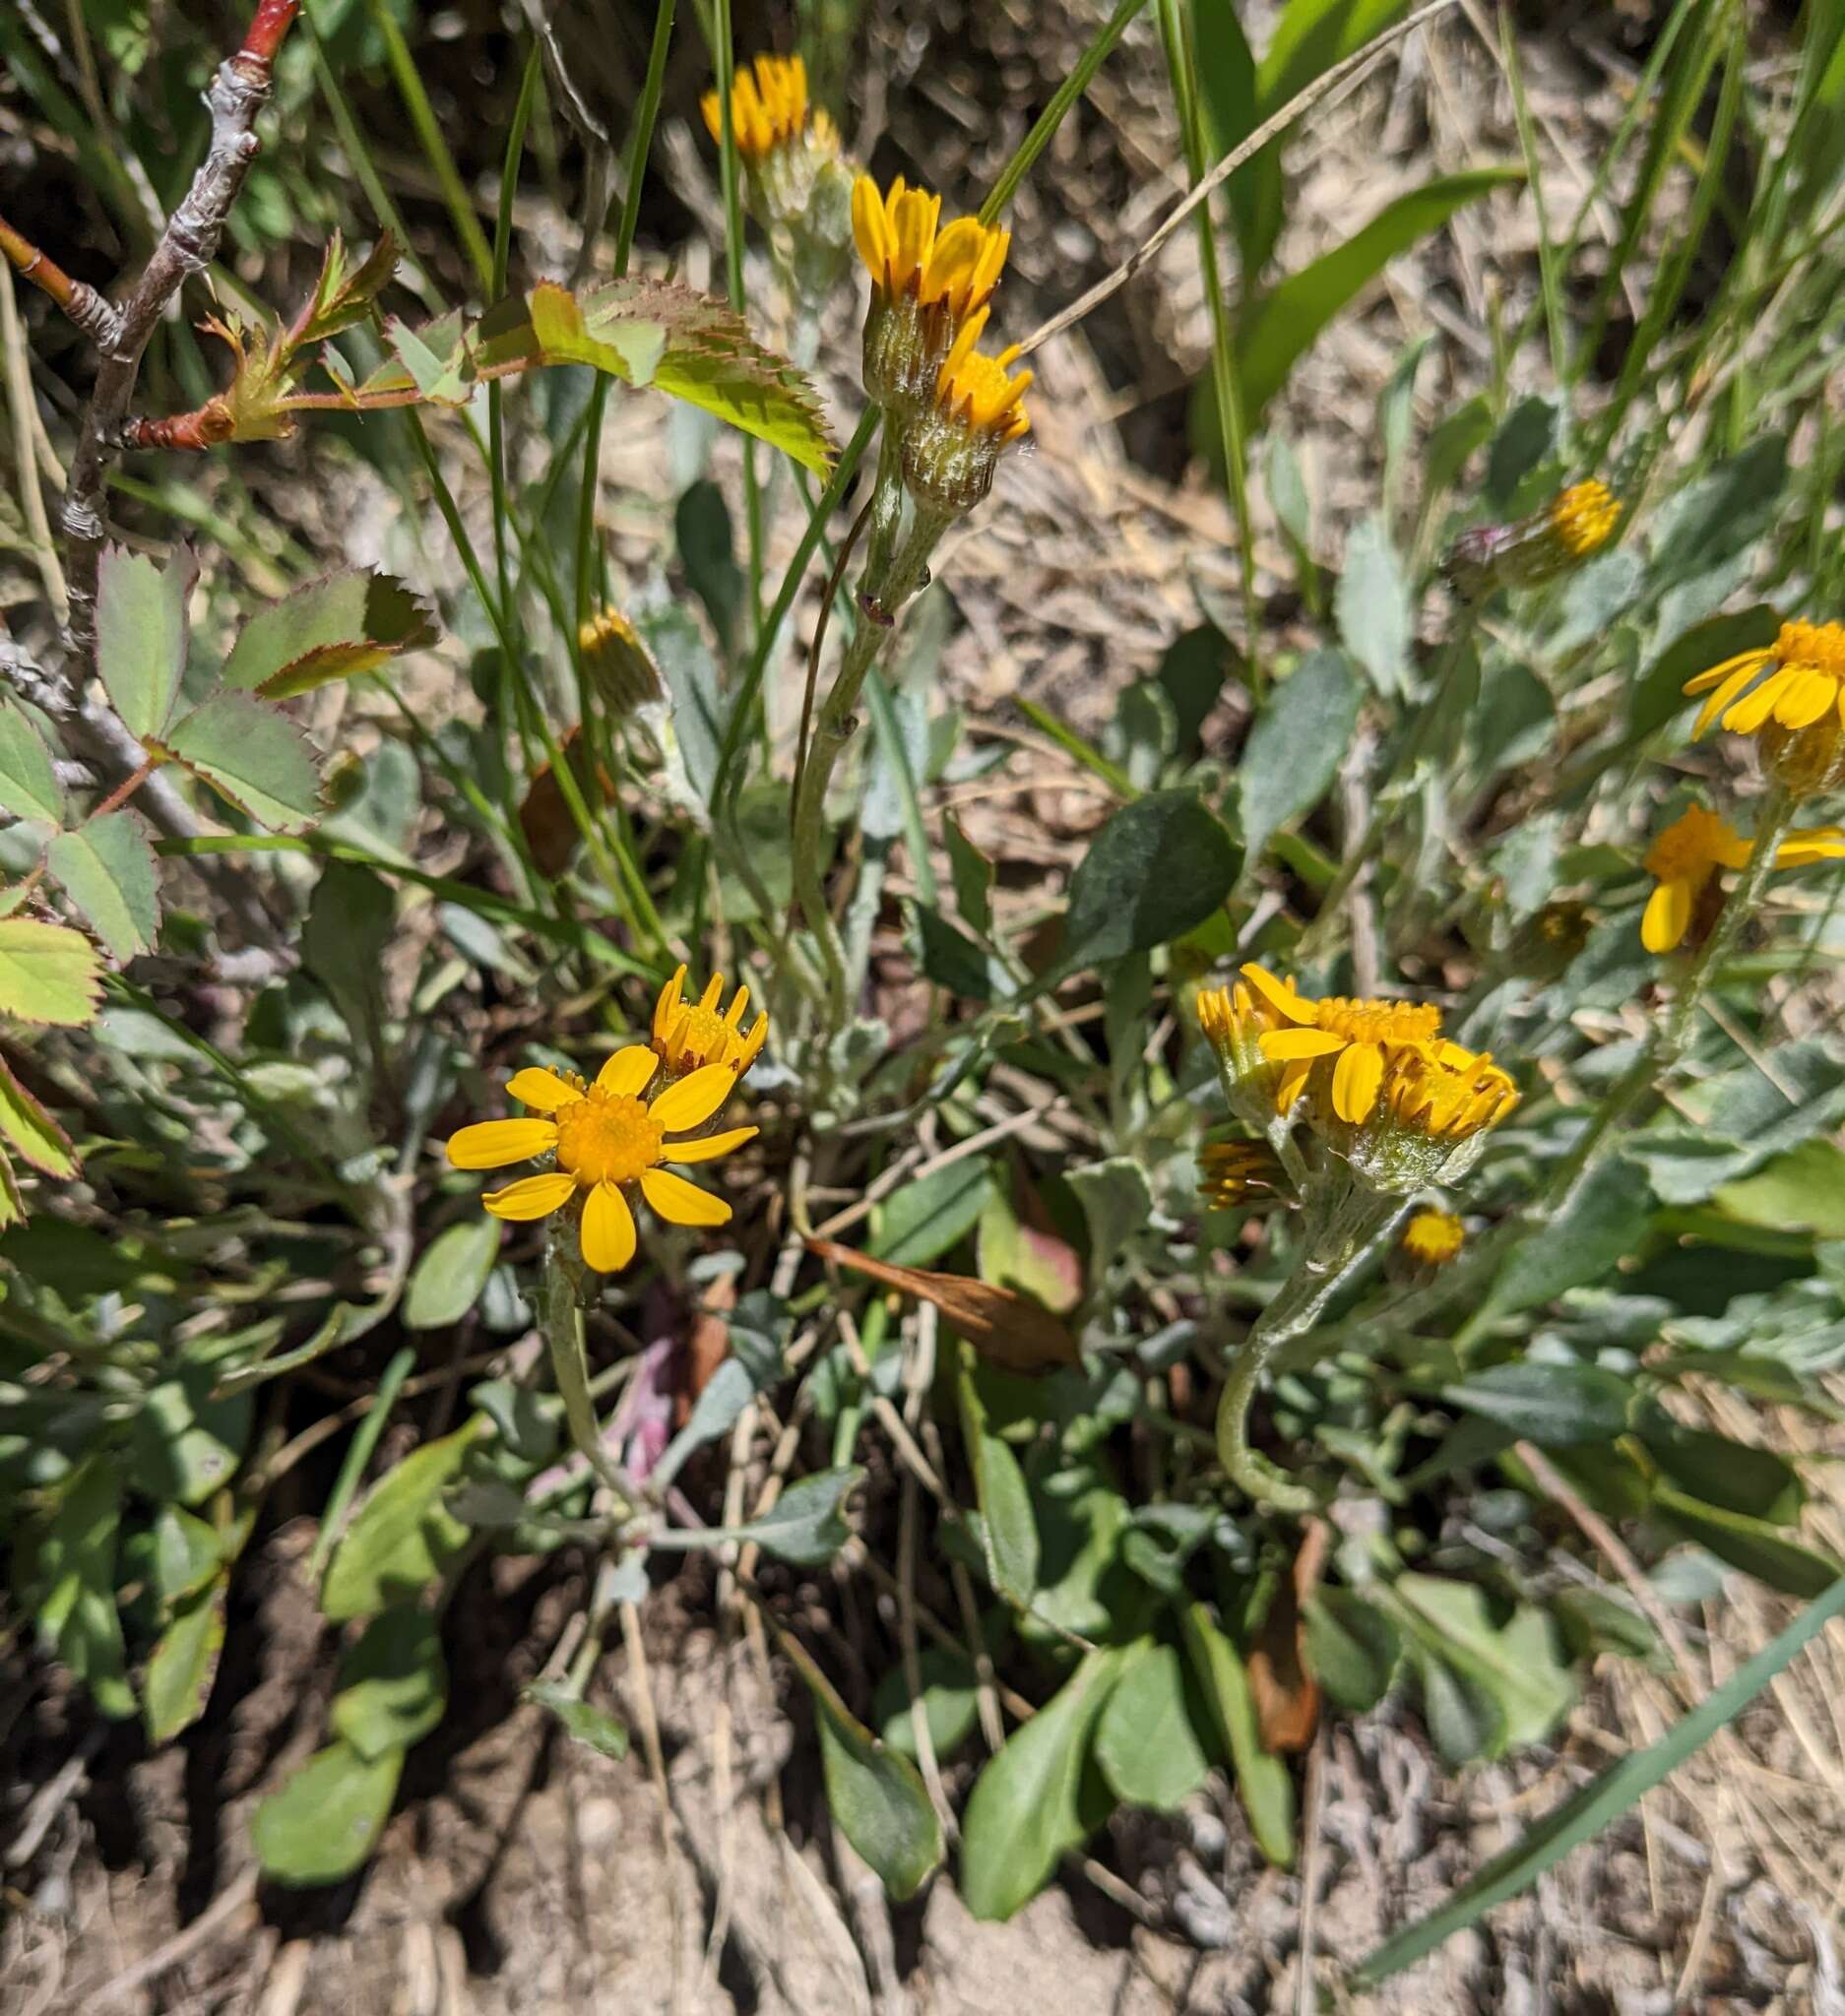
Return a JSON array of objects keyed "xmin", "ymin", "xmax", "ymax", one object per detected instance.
[
  {"xmin": 1401, "ymin": 1208, "xmax": 1465, "ymax": 1268},
  {"xmin": 1684, "ymin": 618, "xmax": 1845, "ymax": 795},
  {"xmin": 577, "ymin": 605, "xmax": 663, "ymax": 716},
  {"xmin": 1376, "ymin": 1040, "xmax": 1519, "ymax": 1145},
  {"xmin": 850, "ymin": 175, "xmax": 1009, "ymax": 321},
  {"xmin": 445, "ymin": 1050, "xmax": 756, "ymax": 1274},
  {"xmin": 851, "ymin": 173, "xmax": 1011, "ymax": 417},
  {"xmin": 701, "ymin": 54, "xmax": 833, "ymax": 165},
  {"xmin": 1641, "ymin": 803, "xmax": 1845, "ymax": 953},
  {"xmin": 1548, "ymin": 478, "xmax": 1622, "ymax": 559},
  {"xmin": 1197, "ymin": 1140, "xmax": 1281, "ymax": 1211},
  {"xmin": 900, "ymin": 307, "xmax": 1032, "ymax": 515},
  {"xmin": 1444, "ymin": 477, "xmax": 1622, "ymax": 599},
  {"xmin": 652, "ymin": 964, "xmax": 768, "ymax": 1080},
  {"xmin": 1237, "ymin": 964, "xmax": 1442, "ymax": 1126}
]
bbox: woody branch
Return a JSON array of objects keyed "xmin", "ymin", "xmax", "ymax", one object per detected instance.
[{"xmin": 52, "ymin": 0, "xmax": 301, "ymax": 708}]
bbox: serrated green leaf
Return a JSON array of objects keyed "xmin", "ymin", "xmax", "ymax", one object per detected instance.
[
  {"xmin": 1238, "ymin": 170, "xmax": 1522, "ymax": 420},
  {"xmin": 321, "ymin": 1418, "xmax": 487, "ymax": 1620},
  {"xmin": 0, "ymin": 702, "xmax": 63, "ymax": 824},
  {"xmin": 222, "ymin": 571, "xmax": 438, "ymax": 699},
  {"xmin": 95, "ymin": 542, "xmax": 192, "ymax": 739},
  {"xmin": 46, "ymin": 812, "xmax": 160, "ymax": 961},
  {"xmin": 779, "ymin": 1626, "xmax": 944, "ymax": 1901},
  {"xmin": 158, "ymin": 694, "xmax": 322, "ymax": 833},
  {"xmin": 0, "ymin": 918, "xmax": 102, "ymax": 1027},
  {"xmin": 0, "ymin": 1050, "xmax": 75, "ymax": 1176},
  {"xmin": 144, "ymin": 1573, "xmax": 227, "ymax": 1744},
  {"xmin": 404, "ymin": 1216, "xmax": 501, "ymax": 1331},
  {"xmin": 252, "ymin": 1739, "xmax": 402, "ymax": 1887}
]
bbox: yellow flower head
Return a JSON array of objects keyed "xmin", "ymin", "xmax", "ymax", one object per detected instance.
[
  {"xmin": 701, "ymin": 54, "xmax": 833, "ymax": 165},
  {"xmin": 1239, "ymin": 963, "xmax": 1442, "ymax": 1126},
  {"xmin": 577, "ymin": 605, "xmax": 663, "ymax": 715},
  {"xmin": 852, "ymin": 173, "xmax": 1011, "ymax": 419},
  {"xmin": 935, "ymin": 310, "xmax": 1032, "ymax": 444},
  {"xmin": 652, "ymin": 964, "xmax": 768, "ymax": 1080},
  {"xmin": 1642, "ymin": 802, "xmax": 1845, "ymax": 953},
  {"xmin": 1378, "ymin": 1040, "xmax": 1520, "ymax": 1144},
  {"xmin": 851, "ymin": 175, "xmax": 1009, "ymax": 318},
  {"xmin": 1444, "ymin": 477, "xmax": 1622, "ymax": 599},
  {"xmin": 1684, "ymin": 618, "xmax": 1845, "ymax": 796},
  {"xmin": 446, "ymin": 1050, "xmax": 755, "ymax": 1273},
  {"xmin": 1401, "ymin": 1208, "xmax": 1465, "ymax": 1269},
  {"xmin": 1548, "ymin": 478, "xmax": 1622, "ymax": 559},
  {"xmin": 899, "ymin": 306, "xmax": 1032, "ymax": 517},
  {"xmin": 1197, "ymin": 1139, "xmax": 1282, "ymax": 1211}
]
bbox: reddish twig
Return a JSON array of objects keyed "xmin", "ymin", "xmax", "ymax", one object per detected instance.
[
  {"xmin": 55, "ymin": 0, "xmax": 301, "ymax": 700},
  {"xmin": 0, "ymin": 215, "xmax": 121, "ymax": 347}
]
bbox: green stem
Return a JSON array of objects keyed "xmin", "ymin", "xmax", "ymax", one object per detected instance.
[
  {"xmin": 363, "ymin": 0, "xmax": 495, "ymax": 288},
  {"xmin": 979, "ymin": 0, "xmax": 1150, "ymax": 224},
  {"xmin": 1215, "ymin": 1183, "xmax": 1404, "ymax": 1512},
  {"xmin": 541, "ymin": 1233, "xmax": 632, "ymax": 1506},
  {"xmin": 791, "ymin": 504, "xmax": 950, "ymax": 1024}
]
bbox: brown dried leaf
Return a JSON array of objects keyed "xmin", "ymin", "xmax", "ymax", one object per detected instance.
[
  {"xmin": 1247, "ymin": 1519, "xmax": 1329, "ymax": 1754},
  {"xmin": 805, "ymin": 1238, "xmax": 1080, "ymax": 1375}
]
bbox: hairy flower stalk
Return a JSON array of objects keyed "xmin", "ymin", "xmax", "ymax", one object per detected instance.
[{"xmin": 1215, "ymin": 1171, "xmax": 1406, "ymax": 1513}]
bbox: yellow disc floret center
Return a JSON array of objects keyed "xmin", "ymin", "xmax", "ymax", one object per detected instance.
[
  {"xmin": 672, "ymin": 1004, "xmax": 733, "ymax": 1071},
  {"xmin": 1316, "ymin": 998, "xmax": 1441, "ymax": 1047},
  {"xmin": 1777, "ymin": 619, "xmax": 1845, "ymax": 679},
  {"xmin": 553, "ymin": 1088, "xmax": 664, "ymax": 1187}
]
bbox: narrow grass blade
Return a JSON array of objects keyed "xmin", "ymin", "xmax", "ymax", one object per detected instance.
[{"xmin": 1354, "ymin": 1569, "xmax": 1845, "ymax": 1985}]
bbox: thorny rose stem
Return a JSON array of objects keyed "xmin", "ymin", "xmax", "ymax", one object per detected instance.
[{"xmin": 57, "ymin": 0, "xmax": 302, "ymax": 696}]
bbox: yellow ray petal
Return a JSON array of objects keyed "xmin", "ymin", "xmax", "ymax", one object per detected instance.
[
  {"xmin": 1683, "ymin": 647, "xmax": 1772, "ymax": 696},
  {"xmin": 581, "ymin": 1180, "xmax": 637, "ymax": 1272},
  {"xmin": 664, "ymin": 1125, "xmax": 758, "ymax": 1165},
  {"xmin": 1642, "ymin": 877, "xmax": 1692, "ymax": 954},
  {"xmin": 482, "ymin": 1170, "xmax": 576, "ymax": 1220},
  {"xmin": 1238, "ymin": 963, "xmax": 1315, "ymax": 1024},
  {"xmin": 1691, "ymin": 663, "xmax": 1765, "ymax": 738},
  {"xmin": 506, "ymin": 1067, "xmax": 580, "ymax": 1113},
  {"xmin": 650, "ymin": 1061, "xmax": 735, "ymax": 1131},
  {"xmin": 1332, "ymin": 1040, "xmax": 1384, "ymax": 1124},
  {"xmin": 654, "ymin": 964, "xmax": 686, "ymax": 1040},
  {"xmin": 446, "ymin": 1117, "xmax": 558, "ymax": 1169},
  {"xmin": 598, "ymin": 1045, "xmax": 660, "ymax": 1097},
  {"xmin": 1723, "ymin": 668, "xmax": 1795, "ymax": 735},
  {"xmin": 1774, "ymin": 669, "xmax": 1838, "ymax": 730},
  {"xmin": 640, "ymin": 1166, "xmax": 732, "ymax": 1228},
  {"xmin": 1259, "ymin": 1028, "xmax": 1346, "ymax": 1062}
]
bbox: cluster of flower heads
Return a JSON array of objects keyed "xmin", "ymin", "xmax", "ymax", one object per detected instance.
[
  {"xmin": 446, "ymin": 968, "xmax": 766, "ymax": 1273},
  {"xmin": 1197, "ymin": 965, "xmax": 1518, "ymax": 1194},
  {"xmin": 852, "ymin": 175, "xmax": 1030, "ymax": 514}
]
